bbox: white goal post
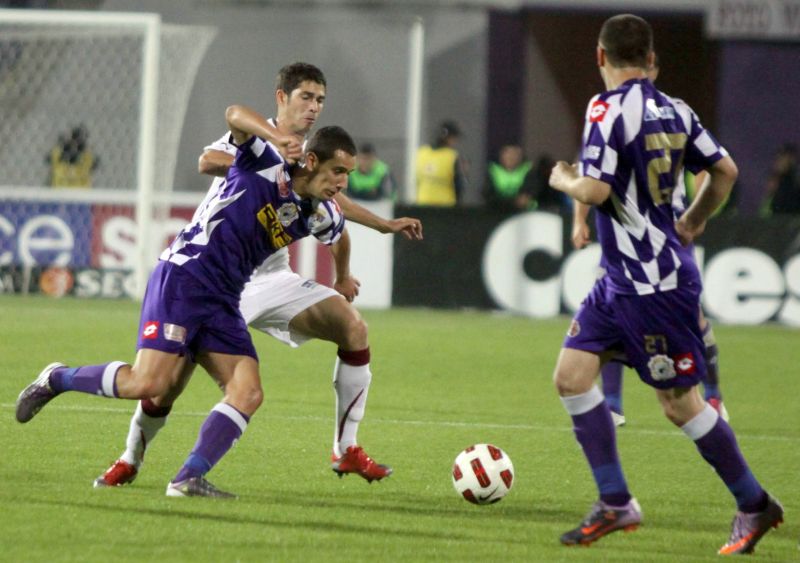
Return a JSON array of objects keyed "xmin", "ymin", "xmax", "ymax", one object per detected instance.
[{"xmin": 0, "ymin": 9, "xmax": 215, "ymax": 297}]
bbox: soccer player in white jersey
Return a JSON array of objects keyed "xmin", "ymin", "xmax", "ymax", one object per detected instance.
[
  {"xmin": 580, "ymin": 55, "xmax": 729, "ymax": 428},
  {"xmin": 92, "ymin": 63, "xmax": 418, "ymax": 488},
  {"xmin": 548, "ymin": 14, "xmax": 782, "ymax": 554}
]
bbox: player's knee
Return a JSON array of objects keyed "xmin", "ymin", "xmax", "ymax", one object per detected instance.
[
  {"xmin": 553, "ymin": 368, "xmax": 595, "ymax": 396},
  {"xmin": 339, "ymin": 315, "xmax": 368, "ymax": 349},
  {"xmin": 227, "ymin": 383, "xmax": 263, "ymax": 415},
  {"xmin": 126, "ymin": 372, "xmax": 171, "ymax": 399}
]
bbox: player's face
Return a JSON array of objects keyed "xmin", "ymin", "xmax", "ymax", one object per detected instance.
[
  {"xmin": 306, "ymin": 149, "xmax": 355, "ymax": 200},
  {"xmin": 277, "ymin": 80, "xmax": 326, "ymax": 136}
]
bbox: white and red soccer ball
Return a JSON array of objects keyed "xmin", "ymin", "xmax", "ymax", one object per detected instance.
[{"xmin": 452, "ymin": 443, "xmax": 514, "ymax": 504}]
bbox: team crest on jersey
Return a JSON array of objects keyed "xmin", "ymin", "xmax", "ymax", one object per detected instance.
[
  {"xmin": 257, "ymin": 203, "xmax": 294, "ymax": 249},
  {"xmin": 673, "ymin": 352, "xmax": 696, "ymax": 375},
  {"xmin": 647, "ymin": 354, "xmax": 676, "ymax": 381},
  {"xmin": 589, "ymin": 100, "xmax": 610, "ymax": 122},
  {"xmin": 566, "ymin": 319, "xmax": 581, "ymax": 338},
  {"xmin": 277, "ymin": 202, "xmax": 299, "ymax": 227}
]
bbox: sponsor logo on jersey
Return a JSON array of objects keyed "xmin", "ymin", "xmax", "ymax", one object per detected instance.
[
  {"xmin": 584, "ymin": 145, "xmax": 601, "ymax": 160},
  {"xmin": 142, "ymin": 321, "xmax": 159, "ymax": 340},
  {"xmin": 257, "ymin": 203, "xmax": 294, "ymax": 250},
  {"xmin": 164, "ymin": 323, "xmax": 187, "ymax": 344},
  {"xmin": 647, "ymin": 354, "xmax": 676, "ymax": 381},
  {"xmin": 644, "ymin": 99, "xmax": 676, "ymax": 121},
  {"xmin": 589, "ymin": 100, "xmax": 610, "ymax": 122},
  {"xmin": 566, "ymin": 319, "xmax": 581, "ymax": 337},
  {"xmin": 673, "ymin": 352, "xmax": 696, "ymax": 375}
]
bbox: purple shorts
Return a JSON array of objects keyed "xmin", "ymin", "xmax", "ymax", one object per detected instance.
[
  {"xmin": 137, "ymin": 261, "xmax": 257, "ymax": 360},
  {"xmin": 564, "ymin": 277, "xmax": 705, "ymax": 389}
]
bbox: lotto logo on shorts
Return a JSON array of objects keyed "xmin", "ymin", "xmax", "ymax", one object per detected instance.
[
  {"xmin": 142, "ymin": 321, "xmax": 159, "ymax": 340},
  {"xmin": 673, "ymin": 352, "xmax": 696, "ymax": 375},
  {"xmin": 589, "ymin": 100, "xmax": 609, "ymax": 122}
]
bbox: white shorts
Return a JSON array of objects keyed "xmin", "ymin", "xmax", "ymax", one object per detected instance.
[{"xmin": 239, "ymin": 269, "xmax": 340, "ymax": 347}]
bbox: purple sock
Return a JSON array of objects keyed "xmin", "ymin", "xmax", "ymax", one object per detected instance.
[
  {"xmin": 173, "ymin": 403, "xmax": 250, "ymax": 483},
  {"xmin": 49, "ymin": 362, "xmax": 125, "ymax": 397},
  {"xmin": 601, "ymin": 362, "xmax": 624, "ymax": 415},
  {"xmin": 683, "ymin": 404, "xmax": 766, "ymax": 513},
  {"xmin": 562, "ymin": 387, "xmax": 631, "ymax": 506}
]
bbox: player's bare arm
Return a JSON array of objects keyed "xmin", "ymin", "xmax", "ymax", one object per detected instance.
[
  {"xmin": 676, "ymin": 156, "xmax": 737, "ymax": 245},
  {"xmin": 329, "ymin": 228, "xmax": 360, "ymax": 302},
  {"xmin": 225, "ymin": 105, "xmax": 303, "ymax": 163},
  {"xmin": 572, "ymin": 201, "xmax": 592, "ymax": 249},
  {"xmin": 198, "ymin": 149, "xmax": 234, "ymax": 177},
  {"xmin": 334, "ymin": 192, "xmax": 423, "ymax": 240},
  {"xmin": 548, "ymin": 161, "xmax": 611, "ymax": 205}
]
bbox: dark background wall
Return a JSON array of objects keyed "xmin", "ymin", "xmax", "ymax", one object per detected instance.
[{"xmin": 718, "ymin": 42, "xmax": 800, "ymax": 214}]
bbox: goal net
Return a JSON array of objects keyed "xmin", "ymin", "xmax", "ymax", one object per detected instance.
[{"xmin": 0, "ymin": 9, "xmax": 215, "ymax": 297}]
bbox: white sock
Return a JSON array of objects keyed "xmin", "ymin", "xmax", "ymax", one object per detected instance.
[
  {"xmin": 332, "ymin": 358, "xmax": 371, "ymax": 457},
  {"xmin": 119, "ymin": 401, "xmax": 169, "ymax": 467}
]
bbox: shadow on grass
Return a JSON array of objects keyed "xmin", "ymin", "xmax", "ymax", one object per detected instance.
[{"xmin": 19, "ymin": 496, "xmax": 530, "ymax": 545}]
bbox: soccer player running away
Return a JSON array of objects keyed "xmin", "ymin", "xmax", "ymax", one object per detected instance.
[{"xmin": 547, "ymin": 13, "xmax": 782, "ymax": 555}]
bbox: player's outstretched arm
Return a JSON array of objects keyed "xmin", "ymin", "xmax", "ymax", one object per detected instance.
[
  {"xmin": 549, "ymin": 161, "xmax": 611, "ymax": 206},
  {"xmin": 334, "ymin": 192, "xmax": 423, "ymax": 240},
  {"xmin": 225, "ymin": 105, "xmax": 303, "ymax": 163},
  {"xmin": 572, "ymin": 201, "xmax": 592, "ymax": 249},
  {"xmin": 676, "ymin": 156, "xmax": 737, "ymax": 245},
  {"xmin": 329, "ymin": 228, "xmax": 360, "ymax": 302},
  {"xmin": 198, "ymin": 149, "xmax": 234, "ymax": 177}
]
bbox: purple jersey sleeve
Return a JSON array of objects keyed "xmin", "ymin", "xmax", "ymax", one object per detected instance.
[{"xmin": 233, "ymin": 136, "xmax": 285, "ymax": 173}]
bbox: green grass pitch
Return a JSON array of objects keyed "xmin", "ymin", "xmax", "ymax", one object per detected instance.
[{"xmin": 1, "ymin": 295, "xmax": 798, "ymax": 561}]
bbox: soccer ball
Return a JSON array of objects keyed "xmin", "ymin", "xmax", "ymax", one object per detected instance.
[{"xmin": 452, "ymin": 443, "xmax": 514, "ymax": 504}]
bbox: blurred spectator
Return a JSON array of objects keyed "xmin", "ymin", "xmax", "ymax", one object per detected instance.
[
  {"xmin": 47, "ymin": 125, "xmax": 98, "ymax": 188},
  {"xmin": 347, "ymin": 143, "xmax": 396, "ymax": 201},
  {"xmin": 484, "ymin": 144, "xmax": 535, "ymax": 212},
  {"xmin": 415, "ymin": 120, "xmax": 466, "ymax": 206},
  {"xmin": 761, "ymin": 143, "xmax": 800, "ymax": 216}
]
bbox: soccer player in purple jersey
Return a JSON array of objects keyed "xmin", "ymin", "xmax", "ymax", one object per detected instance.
[
  {"xmin": 16, "ymin": 109, "xmax": 361, "ymax": 498},
  {"xmin": 91, "ymin": 63, "xmax": 407, "ymax": 489},
  {"xmin": 580, "ymin": 55, "xmax": 728, "ymax": 427},
  {"xmin": 548, "ymin": 14, "xmax": 782, "ymax": 554}
]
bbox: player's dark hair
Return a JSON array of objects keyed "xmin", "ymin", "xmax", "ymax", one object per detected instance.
[
  {"xmin": 275, "ymin": 62, "xmax": 326, "ymax": 95},
  {"xmin": 307, "ymin": 126, "xmax": 356, "ymax": 163},
  {"xmin": 599, "ymin": 14, "xmax": 653, "ymax": 69}
]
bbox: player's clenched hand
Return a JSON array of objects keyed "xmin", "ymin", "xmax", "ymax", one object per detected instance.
[
  {"xmin": 572, "ymin": 220, "xmax": 591, "ymax": 249},
  {"xmin": 387, "ymin": 217, "xmax": 423, "ymax": 240},
  {"xmin": 549, "ymin": 161, "xmax": 578, "ymax": 192},
  {"xmin": 675, "ymin": 216, "xmax": 705, "ymax": 246},
  {"xmin": 274, "ymin": 135, "xmax": 304, "ymax": 164},
  {"xmin": 334, "ymin": 275, "xmax": 361, "ymax": 302}
]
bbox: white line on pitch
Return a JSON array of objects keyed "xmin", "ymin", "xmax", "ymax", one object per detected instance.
[{"xmin": 2, "ymin": 402, "xmax": 797, "ymax": 444}]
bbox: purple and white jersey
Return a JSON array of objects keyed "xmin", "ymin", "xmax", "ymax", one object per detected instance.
[
  {"xmin": 580, "ymin": 78, "xmax": 727, "ymax": 296},
  {"xmin": 159, "ymin": 135, "xmax": 344, "ymax": 300}
]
